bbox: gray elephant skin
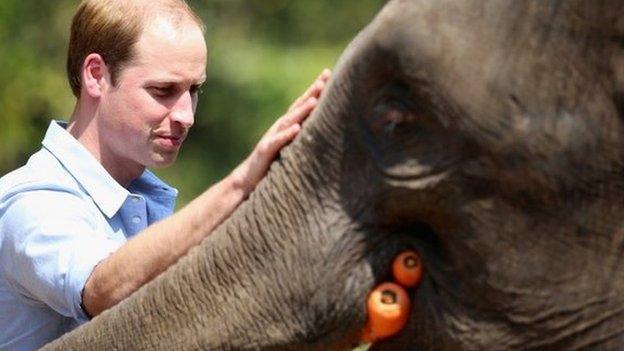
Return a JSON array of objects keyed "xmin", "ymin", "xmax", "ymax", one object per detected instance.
[{"xmin": 42, "ymin": 0, "xmax": 624, "ymax": 350}]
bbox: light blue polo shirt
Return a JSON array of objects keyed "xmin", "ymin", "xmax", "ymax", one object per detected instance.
[{"xmin": 0, "ymin": 121, "xmax": 178, "ymax": 350}]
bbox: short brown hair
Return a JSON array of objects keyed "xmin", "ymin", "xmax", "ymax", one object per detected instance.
[{"xmin": 67, "ymin": 0, "xmax": 205, "ymax": 97}]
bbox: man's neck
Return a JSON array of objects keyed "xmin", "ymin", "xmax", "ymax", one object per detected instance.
[{"xmin": 68, "ymin": 101, "xmax": 144, "ymax": 188}]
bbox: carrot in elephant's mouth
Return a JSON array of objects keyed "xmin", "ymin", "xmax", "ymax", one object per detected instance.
[
  {"xmin": 361, "ymin": 282, "xmax": 411, "ymax": 343},
  {"xmin": 393, "ymin": 251, "xmax": 423, "ymax": 288},
  {"xmin": 360, "ymin": 250, "xmax": 423, "ymax": 344}
]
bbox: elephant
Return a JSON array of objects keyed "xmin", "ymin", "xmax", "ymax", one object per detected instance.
[{"xmin": 43, "ymin": 0, "xmax": 624, "ymax": 350}]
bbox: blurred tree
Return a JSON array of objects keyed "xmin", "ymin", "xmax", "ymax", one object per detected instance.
[
  {"xmin": 0, "ymin": 0, "xmax": 386, "ymax": 206},
  {"xmin": 0, "ymin": 0, "xmax": 77, "ymax": 174}
]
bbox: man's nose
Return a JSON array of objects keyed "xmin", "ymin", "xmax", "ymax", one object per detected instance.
[{"xmin": 170, "ymin": 91, "xmax": 195, "ymax": 128}]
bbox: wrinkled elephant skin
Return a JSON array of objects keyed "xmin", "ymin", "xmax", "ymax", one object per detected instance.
[{"xmin": 44, "ymin": 0, "xmax": 624, "ymax": 350}]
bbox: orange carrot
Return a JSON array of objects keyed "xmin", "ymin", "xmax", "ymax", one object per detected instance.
[
  {"xmin": 392, "ymin": 251, "xmax": 423, "ymax": 288},
  {"xmin": 361, "ymin": 282, "xmax": 411, "ymax": 343}
]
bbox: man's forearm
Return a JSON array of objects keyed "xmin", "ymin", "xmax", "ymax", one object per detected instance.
[{"xmin": 82, "ymin": 173, "xmax": 248, "ymax": 317}]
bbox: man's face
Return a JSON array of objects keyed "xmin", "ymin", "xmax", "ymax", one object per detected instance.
[{"xmin": 98, "ymin": 17, "xmax": 207, "ymax": 174}]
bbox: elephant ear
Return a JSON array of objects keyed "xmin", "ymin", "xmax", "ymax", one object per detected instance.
[{"xmin": 615, "ymin": 16, "xmax": 624, "ymax": 120}]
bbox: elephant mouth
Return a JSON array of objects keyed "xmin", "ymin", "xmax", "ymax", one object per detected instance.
[{"xmin": 358, "ymin": 223, "xmax": 443, "ymax": 351}]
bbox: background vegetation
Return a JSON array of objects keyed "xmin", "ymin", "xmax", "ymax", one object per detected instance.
[{"xmin": 0, "ymin": 0, "xmax": 386, "ymax": 206}]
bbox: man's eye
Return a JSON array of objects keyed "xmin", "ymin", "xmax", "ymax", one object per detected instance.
[{"xmin": 149, "ymin": 86, "xmax": 175, "ymax": 97}]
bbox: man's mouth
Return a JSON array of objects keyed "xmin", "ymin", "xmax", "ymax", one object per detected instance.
[{"xmin": 155, "ymin": 135, "xmax": 184, "ymax": 148}]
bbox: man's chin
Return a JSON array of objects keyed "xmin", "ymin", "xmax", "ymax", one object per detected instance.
[{"xmin": 149, "ymin": 153, "xmax": 178, "ymax": 169}]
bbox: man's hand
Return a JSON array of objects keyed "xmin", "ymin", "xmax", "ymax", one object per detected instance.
[{"xmin": 230, "ymin": 68, "xmax": 332, "ymax": 196}]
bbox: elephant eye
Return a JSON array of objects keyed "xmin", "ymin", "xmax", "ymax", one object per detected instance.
[
  {"xmin": 364, "ymin": 81, "xmax": 427, "ymax": 138},
  {"xmin": 369, "ymin": 105, "xmax": 420, "ymax": 135},
  {"xmin": 360, "ymin": 81, "xmax": 467, "ymax": 180},
  {"xmin": 363, "ymin": 84, "xmax": 429, "ymax": 152}
]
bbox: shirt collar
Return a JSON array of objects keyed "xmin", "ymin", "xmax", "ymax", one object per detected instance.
[
  {"xmin": 129, "ymin": 169, "xmax": 178, "ymax": 199},
  {"xmin": 41, "ymin": 120, "xmax": 135, "ymax": 218}
]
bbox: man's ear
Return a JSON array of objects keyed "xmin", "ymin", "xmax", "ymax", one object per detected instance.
[{"xmin": 82, "ymin": 53, "xmax": 109, "ymax": 99}]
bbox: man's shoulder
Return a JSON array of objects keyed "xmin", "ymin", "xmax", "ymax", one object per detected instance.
[
  {"xmin": 0, "ymin": 150, "xmax": 98, "ymax": 232},
  {"xmin": 0, "ymin": 149, "xmax": 81, "ymax": 201}
]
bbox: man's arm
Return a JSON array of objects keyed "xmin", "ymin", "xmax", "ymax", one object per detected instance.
[{"xmin": 82, "ymin": 69, "xmax": 331, "ymax": 317}]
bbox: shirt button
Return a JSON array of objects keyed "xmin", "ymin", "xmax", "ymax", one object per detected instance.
[
  {"xmin": 132, "ymin": 216, "xmax": 141, "ymax": 224},
  {"xmin": 132, "ymin": 197, "xmax": 140, "ymax": 203}
]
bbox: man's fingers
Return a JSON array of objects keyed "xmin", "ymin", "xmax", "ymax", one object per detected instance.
[
  {"xmin": 256, "ymin": 123, "xmax": 301, "ymax": 162},
  {"xmin": 287, "ymin": 81, "xmax": 323, "ymax": 112},
  {"xmin": 279, "ymin": 97, "xmax": 317, "ymax": 132},
  {"xmin": 253, "ymin": 68, "xmax": 330, "ymax": 170},
  {"xmin": 239, "ymin": 69, "xmax": 329, "ymax": 194},
  {"xmin": 318, "ymin": 68, "xmax": 331, "ymax": 82},
  {"xmin": 271, "ymin": 124, "xmax": 301, "ymax": 152},
  {"xmin": 287, "ymin": 69, "xmax": 332, "ymax": 112}
]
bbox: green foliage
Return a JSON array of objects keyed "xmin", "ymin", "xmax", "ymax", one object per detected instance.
[
  {"xmin": 0, "ymin": 0, "xmax": 76, "ymax": 173},
  {"xmin": 0, "ymin": 0, "xmax": 386, "ymax": 206}
]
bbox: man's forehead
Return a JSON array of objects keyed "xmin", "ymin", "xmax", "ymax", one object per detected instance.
[
  {"xmin": 133, "ymin": 16, "xmax": 206, "ymax": 59},
  {"xmin": 118, "ymin": 16, "xmax": 207, "ymax": 83},
  {"xmin": 139, "ymin": 15, "xmax": 205, "ymax": 45}
]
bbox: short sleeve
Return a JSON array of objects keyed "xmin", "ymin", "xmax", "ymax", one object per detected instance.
[{"xmin": 0, "ymin": 188, "xmax": 124, "ymax": 323}]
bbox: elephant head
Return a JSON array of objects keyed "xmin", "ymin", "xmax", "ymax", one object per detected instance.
[{"xmin": 44, "ymin": 0, "xmax": 624, "ymax": 350}]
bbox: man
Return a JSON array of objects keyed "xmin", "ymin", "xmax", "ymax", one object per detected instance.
[{"xmin": 0, "ymin": 0, "xmax": 331, "ymax": 349}]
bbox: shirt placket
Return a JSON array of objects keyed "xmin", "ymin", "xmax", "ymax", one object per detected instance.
[{"xmin": 122, "ymin": 195, "xmax": 148, "ymax": 238}]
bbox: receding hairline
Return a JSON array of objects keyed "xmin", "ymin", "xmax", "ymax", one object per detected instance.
[
  {"xmin": 85, "ymin": 0, "xmax": 205, "ymax": 39},
  {"xmin": 134, "ymin": 0, "xmax": 205, "ymax": 33}
]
